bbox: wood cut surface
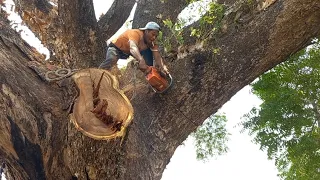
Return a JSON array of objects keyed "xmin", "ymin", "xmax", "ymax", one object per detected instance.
[{"xmin": 70, "ymin": 68, "xmax": 133, "ymax": 140}]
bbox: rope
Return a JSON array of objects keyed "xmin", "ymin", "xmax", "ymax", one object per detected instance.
[{"xmin": 45, "ymin": 68, "xmax": 79, "ymax": 82}]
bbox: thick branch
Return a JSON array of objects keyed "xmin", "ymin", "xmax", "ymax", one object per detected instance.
[
  {"xmin": 0, "ymin": 13, "xmax": 72, "ymax": 179},
  {"xmin": 133, "ymin": 0, "xmax": 189, "ymax": 32},
  {"xmin": 121, "ymin": 0, "xmax": 320, "ymax": 178},
  {"xmin": 54, "ymin": 0, "xmax": 103, "ymax": 68},
  {"xmin": 97, "ymin": 0, "xmax": 136, "ymax": 41},
  {"xmin": 13, "ymin": 0, "xmax": 53, "ymax": 13},
  {"xmin": 12, "ymin": 0, "xmax": 54, "ymax": 42},
  {"xmin": 14, "ymin": 0, "xmax": 105, "ymax": 68},
  {"xmin": 1, "ymin": 1, "xmax": 320, "ymax": 180},
  {"xmin": 58, "ymin": 0, "xmax": 97, "ymax": 30}
]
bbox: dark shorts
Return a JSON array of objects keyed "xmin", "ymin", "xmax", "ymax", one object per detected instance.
[
  {"xmin": 140, "ymin": 48, "xmax": 153, "ymax": 66},
  {"xmin": 99, "ymin": 44, "xmax": 154, "ymax": 70}
]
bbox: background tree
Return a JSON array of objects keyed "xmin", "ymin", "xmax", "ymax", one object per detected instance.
[
  {"xmin": 0, "ymin": 0, "xmax": 320, "ymax": 179},
  {"xmin": 192, "ymin": 114, "xmax": 229, "ymax": 161},
  {"xmin": 241, "ymin": 40, "xmax": 320, "ymax": 180}
]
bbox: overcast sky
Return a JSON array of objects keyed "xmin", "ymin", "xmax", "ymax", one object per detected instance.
[{"xmin": 161, "ymin": 86, "xmax": 279, "ymax": 180}]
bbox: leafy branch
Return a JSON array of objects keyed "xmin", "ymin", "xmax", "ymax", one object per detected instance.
[
  {"xmin": 190, "ymin": 2, "xmax": 225, "ymax": 39},
  {"xmin": 158, "ymin": 18, "xmax": 184, "ymax": 53},
  {"xmin": 192, "ymin": 113, "xmax": 230, "ymax": 161}
]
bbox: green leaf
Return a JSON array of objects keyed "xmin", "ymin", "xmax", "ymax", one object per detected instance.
[
  {"xmin": 192, "ymin": 113, "xmax": 230, "ymax": 161},
  {"xmin": 241, "ymin": 39, "xmax": 320, "ymax": 180}
]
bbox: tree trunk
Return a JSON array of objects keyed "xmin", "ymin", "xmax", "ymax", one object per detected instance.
[{"xmin": 1, "ymin": 0, "xmax": 320, "ymax": 180}]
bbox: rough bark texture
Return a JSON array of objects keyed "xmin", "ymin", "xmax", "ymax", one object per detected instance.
[
  {"xmin": 133, "ymin": 0, "xmax": 189, "ymax": 51},
  {"xmin": 1, "ymin": 0, "xmax": 320, "ymax": 180},
  {"xmin": 0, "ymin": 13, "xmax": 71, "ymax": 179},
  {"xmin": 98, "ymin": 0, "xmax": 136, "ymax": 41},
  {"xmin": 133, "ymin": 0, "xmax": 188, "ymax": 28},
  {"xmin": 14, "ymin": 0, "xmax": 104, "ymax": 68}
]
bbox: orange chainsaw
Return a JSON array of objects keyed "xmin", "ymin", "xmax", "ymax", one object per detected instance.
[{"xmin": 145, "ymin": 67, "xmax": 173, "ymax": 93}]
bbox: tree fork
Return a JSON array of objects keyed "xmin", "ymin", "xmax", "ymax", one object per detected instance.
[{"xmin": 1, "ymin": 0, "xmax": 320, "ymax": 179}]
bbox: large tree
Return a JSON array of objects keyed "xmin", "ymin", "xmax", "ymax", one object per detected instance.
[{"xmin": 0, "ymin": 0, "xmax": 320, "ymax": 179}]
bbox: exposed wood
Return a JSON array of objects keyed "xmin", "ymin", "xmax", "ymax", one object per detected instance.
[{"xmin": 70, "ymin": 68, "xmax": 133, "ymax": 140}]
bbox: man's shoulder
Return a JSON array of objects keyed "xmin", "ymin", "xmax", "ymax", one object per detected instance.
[
  {"xmin": 123, "ymin": 29, "xmax": 143, "ymax": 36},
  {"xmin": 126, "ymin": 29, "xmax": 142, "ymax": 32}
]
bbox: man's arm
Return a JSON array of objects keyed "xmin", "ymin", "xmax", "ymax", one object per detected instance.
[
  {"xmin": 151, "ymin": 44, "xmax": 169, "ymax": 74},
  {"xmin": 129, "ymin": 40, "xmax": 149, "ymax": 73}
]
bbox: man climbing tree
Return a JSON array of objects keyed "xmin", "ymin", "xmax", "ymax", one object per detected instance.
[
  {"xmin": 99, "ymin": 21, "xmax": 169, "ymax": 76},
  {"xmin": 0, "ymin": 0, "xmax": 320, "ymax": 179}
]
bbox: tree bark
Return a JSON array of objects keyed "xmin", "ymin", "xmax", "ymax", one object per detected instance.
[
  {"xmin": 0, "ymin": 13, "xmax": 71, "ymax": 179},
  {"xmin": 1, "ymin": 0, "xmax": 320, "ymax": 180},
  {"xmin": 98, "ymin": 0, "xmax": 136, "ymax": 41},
  {"xmin": 14, "ymin": 0, "xmax": 105, "ymax": 68}
]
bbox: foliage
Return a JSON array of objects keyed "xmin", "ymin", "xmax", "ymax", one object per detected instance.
[
  {"xmin": 192, "ymin": 114, "xmax": 230, "ymax": 161},
  {"xmin": 190, "ymin": 2, "xmax": 225, "ymax": 39},
  {"xmin": 158, "ymin": 1, "xmax": 225, "ymax": 52},
  {"xmin": 241, "ymin": 40, "xmax": 320, "ymax": 180},
  {"xmin": 158, "ymin": 19, "xmax": 184, "ymax": 52}
]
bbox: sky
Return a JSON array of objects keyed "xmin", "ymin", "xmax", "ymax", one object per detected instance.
[
  {"xmin": 161, "ymin": 86, "xmax": 279, "ymax": 180},
  {"xmin": 1, "ymin": 1, "xmax": 279, "ymax": 180}
]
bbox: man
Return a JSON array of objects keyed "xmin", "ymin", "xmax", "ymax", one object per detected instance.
[{"xmin": 99, "ymin": 21, "xmax": 168, "ymax": 74}]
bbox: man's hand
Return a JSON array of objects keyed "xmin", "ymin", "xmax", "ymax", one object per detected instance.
[
  {"xmin": 155, "ymin": 63, "xmax": 169, "ymax": 76},
  {"xmin": 149, "ymin": 42, "xmax": 170, "ymax": 76},
  {"xmin": 150, "ymin": 43, "xmax": 159, "ymax": 52},
  {"xmin": 129, "ymin": 40, "xmax": 150, "ymax": 74},
  {"xmin": 138, "ymin": 60, "xmax": 151, "ymax": 74}
]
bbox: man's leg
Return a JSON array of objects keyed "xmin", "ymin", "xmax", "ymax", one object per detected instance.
[{"xmin": 99, "ymin": 47, "xmax": 119, "ymax": 70}]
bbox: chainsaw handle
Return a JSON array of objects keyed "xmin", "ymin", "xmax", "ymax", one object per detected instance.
[{"xmin": 151, "ymin": 73, "xmax": 173, "ymax": 94}]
